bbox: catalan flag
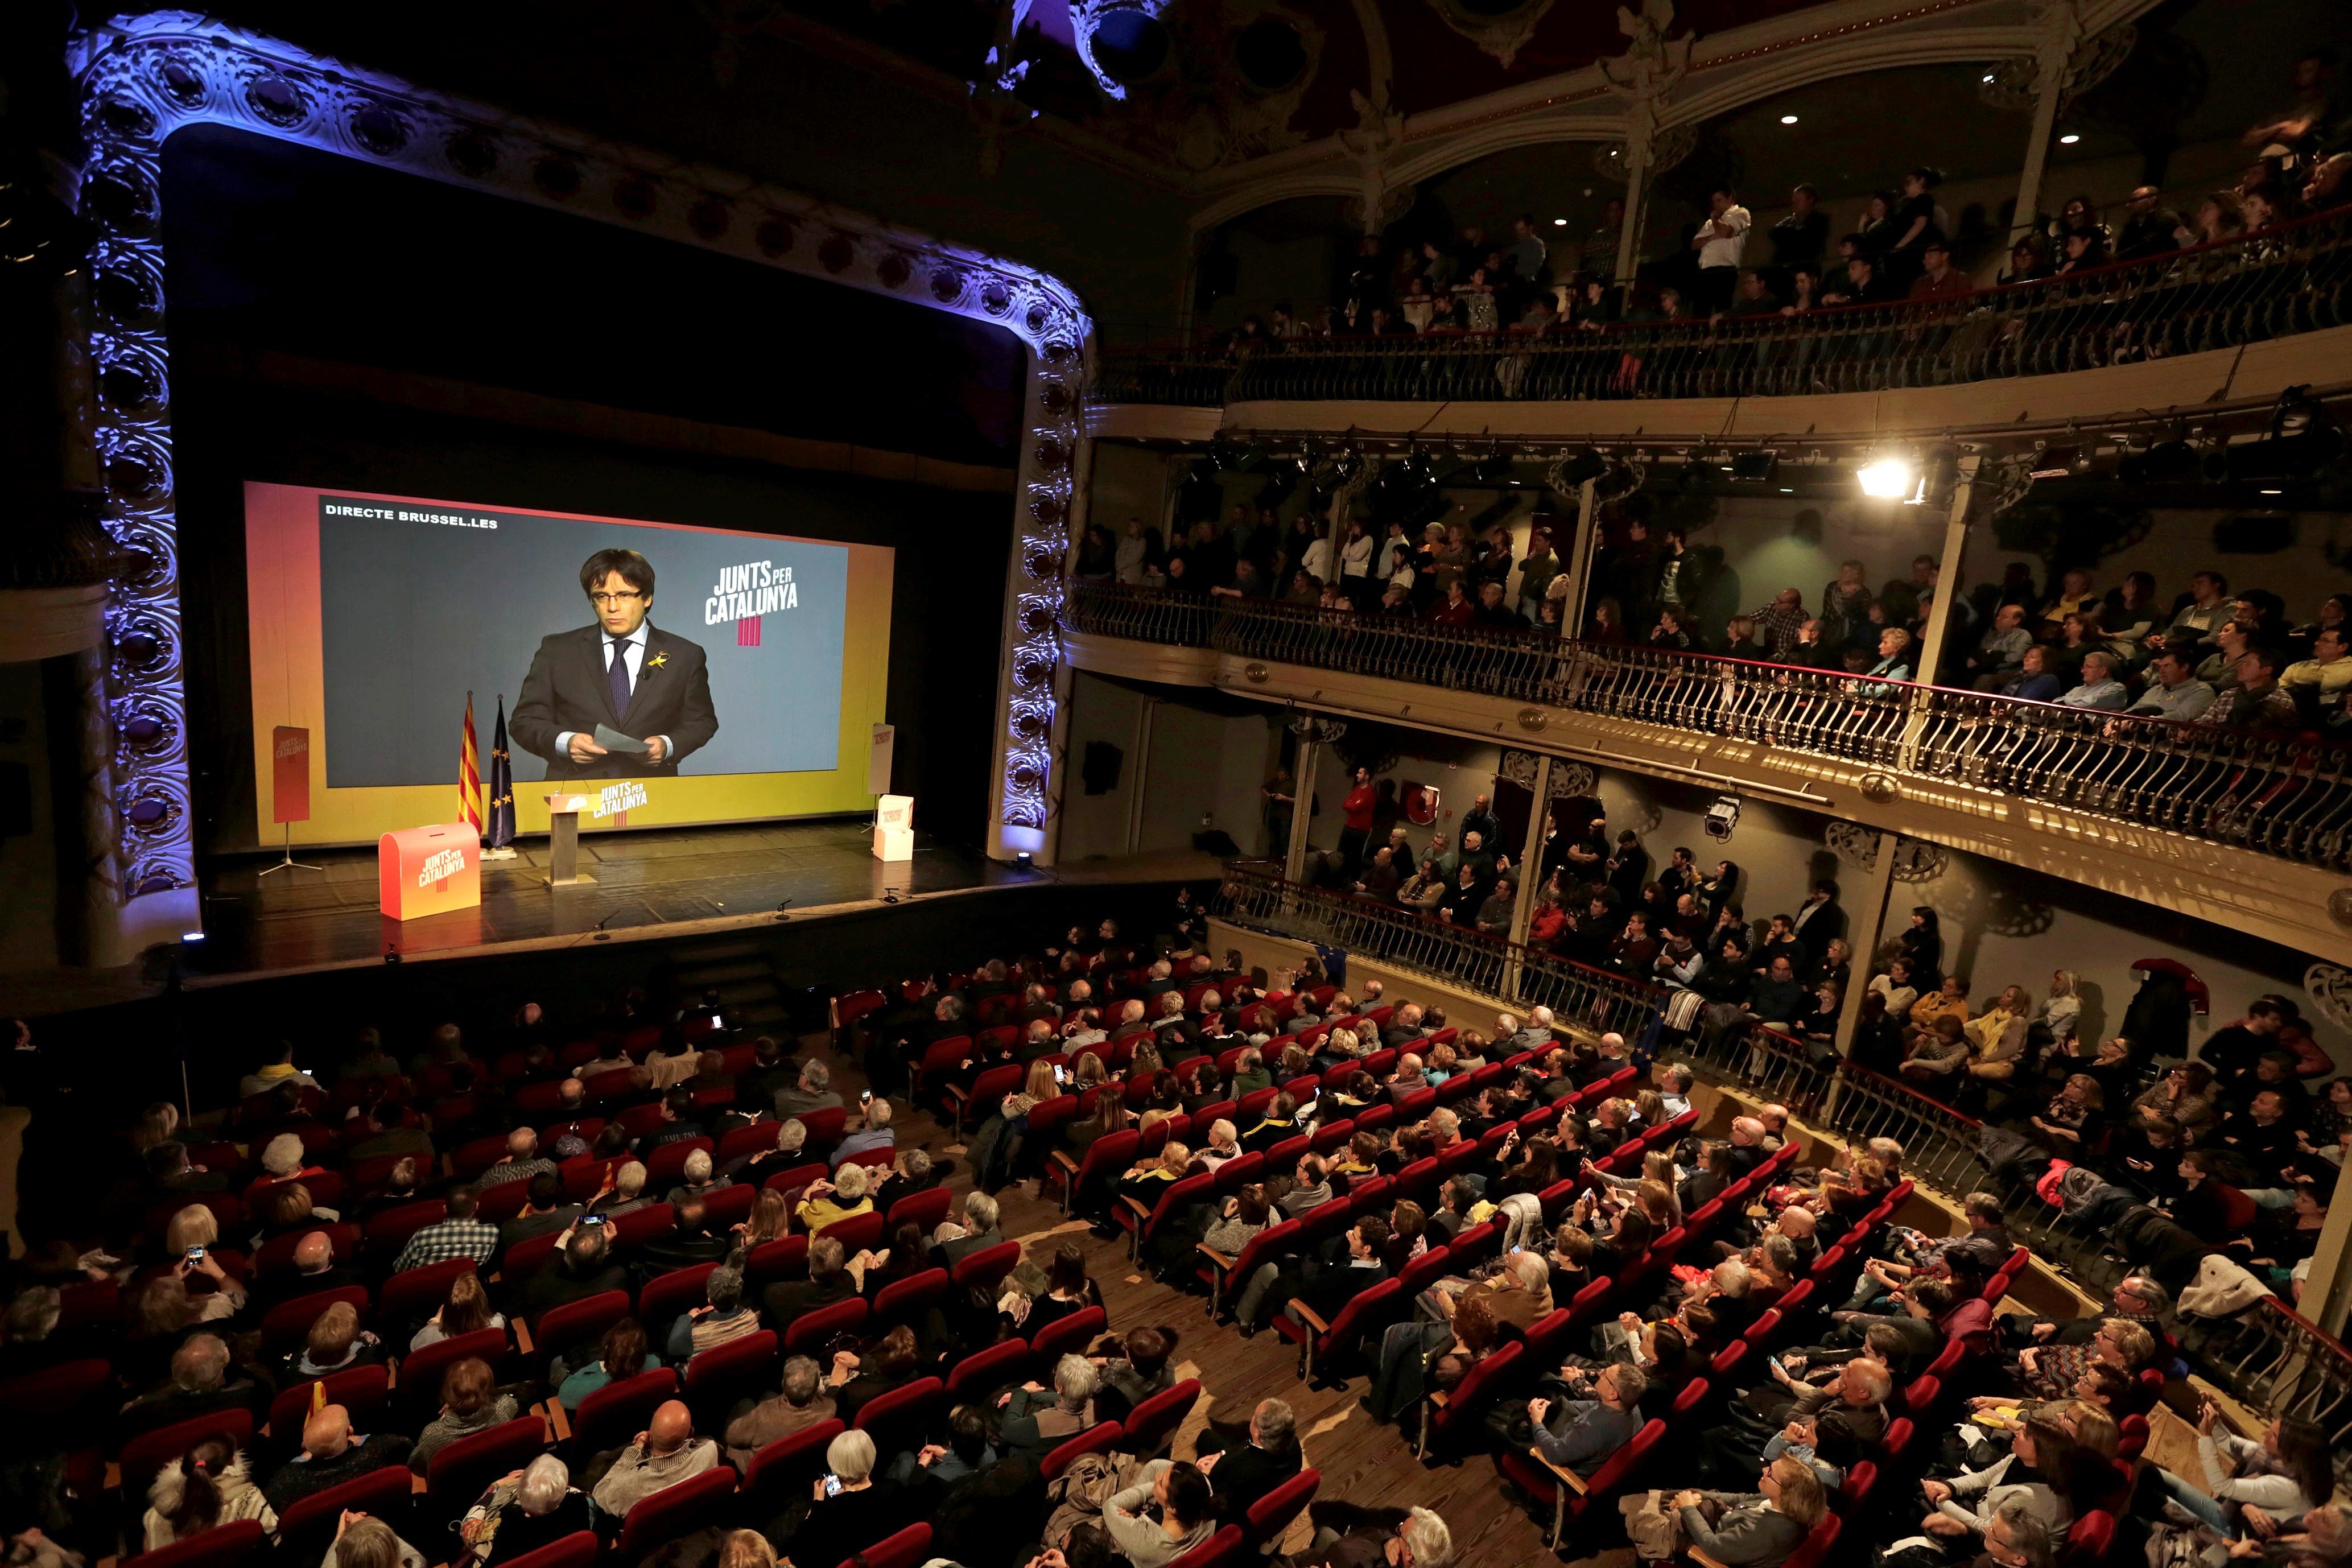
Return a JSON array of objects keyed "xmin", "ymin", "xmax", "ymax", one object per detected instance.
[
  {"xmin": 459, "ymin": 691, "xmax": 484, "ymax": 837},
  {"xmin": 486, "ymin": 695, "xmax": 516, "ymax": 850}
]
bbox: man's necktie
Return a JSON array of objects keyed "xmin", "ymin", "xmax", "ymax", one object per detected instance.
[{"xmin": 609, "ymin": 640, "xmax": 632, "ymax": 721}]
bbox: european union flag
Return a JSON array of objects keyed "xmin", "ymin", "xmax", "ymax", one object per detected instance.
[{"xmin": 486, "ymin": 695, "xmax": 517, "ymax": 850}]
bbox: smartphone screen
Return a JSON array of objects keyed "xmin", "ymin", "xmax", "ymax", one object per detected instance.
[
  {"xmin": 711, "ymin": 1014, "xmax": 724, "ymax": 1030},
  {"xmin": 860, "ymin": 1090, "xmax": 873, "ymax": 1105},
  {"xmin": 823, "ymin": 1474, "xmax": 843, "ymax": 1497},
  {"xmin": 1054, "ymin": 1065, "xmax": 1069, "ymax": 1084},
  {"xmin": 581, "ymin": 1214, "xmax": 606, "ymax": 1227},
  {"xmin": 185, "ymin": 1246, "xmax": 205, "ymax": 1262}
]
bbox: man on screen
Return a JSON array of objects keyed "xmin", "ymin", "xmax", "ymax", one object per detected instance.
[{"xmin": 513, "ymin": 548, "xmax": 719, "ymax": 779}]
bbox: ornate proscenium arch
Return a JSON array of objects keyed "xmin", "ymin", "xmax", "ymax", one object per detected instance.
[{"xmin": 68, "ymin": 10, "xmax": 1091, "ymax": 930}]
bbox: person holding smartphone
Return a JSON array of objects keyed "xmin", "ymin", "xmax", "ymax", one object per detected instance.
[{"xmin": 789, "ymin": 1429, "xmax": 901, "ymax": 1568}]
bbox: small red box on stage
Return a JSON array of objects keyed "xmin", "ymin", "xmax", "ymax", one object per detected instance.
[{"xmin": 379, "ymin": 823, "xmax": 482, "ymax": 921}]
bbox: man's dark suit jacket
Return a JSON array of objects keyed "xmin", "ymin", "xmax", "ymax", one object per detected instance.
[
  {"xmin": 511, "ymin": 621, "xmax": 719, "ymax": 779},
  {"xmin": 1211, "ymin": 1438, "xmax": 1302, "ymax": 1525}
]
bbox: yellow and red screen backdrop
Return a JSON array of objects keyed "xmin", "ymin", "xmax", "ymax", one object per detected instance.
[{"xmin": 245, "ymin": 481, "xmax": 894, "ymax": 847}]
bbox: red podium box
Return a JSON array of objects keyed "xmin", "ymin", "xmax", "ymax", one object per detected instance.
[{"xmin": 379, "ymin": 824, "xmax": 482, "ymax": 921}]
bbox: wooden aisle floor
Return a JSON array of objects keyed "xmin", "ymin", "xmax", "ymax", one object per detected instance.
[{"xmin": 800, "ymin": 1024, "xmax": 1577, "ymax": 1568}]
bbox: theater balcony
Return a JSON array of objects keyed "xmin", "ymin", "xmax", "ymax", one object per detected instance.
[
  {"xmin": 1088, "ymin": 209, "xmax": 2352, "ymax": 446},
  {"xmin": 1062, "ymin": 583, "xmax": 2352, "ymax": 963}
]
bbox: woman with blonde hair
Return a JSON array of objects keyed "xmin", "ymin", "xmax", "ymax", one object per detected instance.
[
  {"xmin": 795, "ymin": 1161, "xmax": 876, "ymax": 1232},
  {"xmin": 413, "ymin": 1270, "xmax": 505, "ymax": 1350},
  {"xmin": 165, "ymin": 1203, "xmax": 221, "ymax": 1259},
  {"xmin": 1022, "ymin": 1059, "xmax": 1062, "ymax": 1101},
  {"xmin": 1321, "ymin": 1026, "xmax": 1363, "ymax": 1063},
  {"xmin": 133, "ymin": 1101, "xmax": 181, "ymax": 1154},
  {"xmin": 1129, "ymin": 1040, "xmax": 1165, "ymax": 1079},
  {"xmin": 2042, "ymin": 969, "xmax": 2082, "ymax": 1046},
  {"xmin": 718, "ymin": 1531, "xmax": 777, "ymax": 1568},
  {"xmin": 737, "ymin": 1188, "xmax": 791, "ymax": 1250},
  {"xmin": 1072, "ymin": 1052, "xmax": 1109, "ymax": 1093}
]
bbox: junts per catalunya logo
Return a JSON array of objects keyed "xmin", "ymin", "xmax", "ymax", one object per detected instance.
[{"xmin": 705, "ymin": 560, "xmax": 798, "ymax": 648}]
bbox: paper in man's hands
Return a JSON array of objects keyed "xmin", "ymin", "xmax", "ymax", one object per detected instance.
[{"xmin": 594, "ymin": 723, "xmax": 650, "ymax": 754}]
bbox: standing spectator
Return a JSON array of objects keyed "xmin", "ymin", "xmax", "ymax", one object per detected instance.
[
  {"xmin": 1884, "ymin": 167, "xmax": 1946, "ymax": 282},
  {"xmin": 1767, "ymin": 184, "xmax": 1829, "ymax": 297},
  {"xmin": 1503, "ymin": 215, "xmax": 1548, "ymax": 311},
  {"xmin": 2114, "ymin": 186, "xmax": 2182, "ymax": 260},
  {"xmin": 1693, "ymin": 186, "xmax": 1753, "ymax": 316},
  {"xmin": 1338, "ymin": 767, "xmax": 1377, "ymax": 873}
]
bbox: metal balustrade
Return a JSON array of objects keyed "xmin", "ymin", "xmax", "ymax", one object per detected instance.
[
  {"xmin": 1072, "ymin": 582, "xmax": 2352, "ymax": 873},
  {"xmin": 2189, "ymin": 1299, "xmax": 2352, "ymax": 1491},
  {"xmin": 1211, "ymin": 860, "xmax": 2347, "ymax": 1467},
  {"xmin": 1092, "ymin": 204, "xmax": 2352, "ymax": 406}
]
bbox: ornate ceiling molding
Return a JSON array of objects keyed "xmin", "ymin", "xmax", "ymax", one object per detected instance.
[
  {"xmin": 1978, "ymin": 16, "xmax": 2136, "ymax": 114},
  {"xmin": 1424, "ymin": 0, "xmax": 1562, "ymax": 70},
  {"xmin": 1182, "ymin": 0, "xmax": 2169, "ymax": 234},
  {"xmin": 69, "ymin": 11, "xmax": 1092, "ymax": 893}
]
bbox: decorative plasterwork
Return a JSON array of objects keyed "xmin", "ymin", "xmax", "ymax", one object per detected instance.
[
  {"xmin": 2309, "ymin": 963, "xmax": 2352, "ymax": 1033},
  {"xmin": 1424, "ymin": 0, "xmax": 1561, "ymax": 70},
  {"xmin": 69, "ymin": 11, "xmax": 1091, "ymax": 893},
  {"xmin": 1183, "ymin": 0, "xmax": 2168, "ymax": 238},
  {"xmin": 1978, "ymin": 16, "xmax": 2135, "ymax": 114}
]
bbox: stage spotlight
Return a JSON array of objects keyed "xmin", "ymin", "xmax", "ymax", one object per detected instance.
[
  {"xmin": 2119, "ymin": 436, "xmax": 2200, "ymax": 485},
  {"xmin": 1703, "ymin": 795, "xmax": 1742, "ymax": 842},
  {"xmin": 1856, "ymin": 455, "xmax": 1917, "ymax": 499},
  {"xmin": 1560, "ymin": 446, "xmax": 1608, "ymax": 486},
  {"xmin": 1730, "ymin": 451, "xmax": 1779, "ymax": 484},
  {"xmin": 2211, "ymin": 385, "xmax": 2343, "ymax": 482},
  {"xmin": 1331, "ymin": 446, "xmax": 1361, "ymax": 481},
  {"xmin": 1016, "ymin": 851, "xmax": 1035, "ymax": 869},
  {"xmin": 1471, "ymin": 444, "xmax": 1514, "ymax": 485}
]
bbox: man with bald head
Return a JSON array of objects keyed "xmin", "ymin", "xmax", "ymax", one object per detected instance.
[
  {"xmin": 591, "ymin": 1398, "xmax": 717, "ymax": 1515},
  {"xmin": 480, "ymin": 1127, "xmax": 558, "ymax": 1189},
  {"xmin": 1725, "ymin": 1116, "xmax": 1770, "ymax": 1177},
  {"xmin": 248, "ymin": 1228, "xmax": 364, "ymax": 1315},
  {"xmin": 1757, "ymin": 1103, "xmax": 1790, "ymax": 1150},
  {"xmin": 264, "ymin": 1402, "xmax": 411, "ymax": 1511},
  {"xmin": 121, "ymin": 1332, "xmax": 265, "ymax": 1438}
]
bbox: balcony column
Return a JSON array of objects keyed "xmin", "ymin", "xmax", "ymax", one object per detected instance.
[
  {"xmin": 2304, "ymin": 1153, "xmax": 2352, "ymax": 1335},
  {"xmin": 2009, "ymin": 16, "xmax": 2084, "ymax": 245},
  {"xmin": 1507, "ymin": 754, "xmax": 1554, "ymax": 947},
  {"xmin": 1283, "ymin": 716, "xmax": 1342, "ymax": 889},
  {"xmin": 1501, "ymin": 754, "xmax": 1554, "ymax": 1002},
  {"xmin": 1827, "ymin": 829, "xmax": 1899, "ymax": 1108},
  {"xmin": 1910, "ymin": 454, "xmax": 1981, "ymax": 700},
  {"xmin": 1613, "ymin": 150, "xmax": 1650, "ymax": 289},
  {"xmin": 1551, "ymin": 475, "xmax": 1602, "ymax": 639}
]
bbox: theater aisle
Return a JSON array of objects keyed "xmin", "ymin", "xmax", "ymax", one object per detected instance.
[{"xmin": 797, "ymin": 1026, "xmax": 1565, "ymax": 1567}]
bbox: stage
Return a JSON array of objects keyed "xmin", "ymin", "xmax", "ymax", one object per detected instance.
[{"xmin": 174, "ymin": 818, "xmax": 1020, "ymax": 981}]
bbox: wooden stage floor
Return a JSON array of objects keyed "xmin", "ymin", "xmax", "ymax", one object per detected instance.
[{"xmin": 189, "ymin": 819, "xmax": 1030, "ymax": 980}]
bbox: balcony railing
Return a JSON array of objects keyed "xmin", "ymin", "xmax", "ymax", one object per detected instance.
[
  {"xmin": 1210, "ymin": 860, "xmax": 2344, "ymax": 1473},
  {"xmin": 1070, "ymin": 582, "xmax": 2352, "ymax": 873},
  {"xmin": 1092, "ymin": 204, "xmax": 2352, "ymax": 406}
]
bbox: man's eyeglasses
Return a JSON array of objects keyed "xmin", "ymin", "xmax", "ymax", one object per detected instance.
[{"xmin": 590, "ymin": 591, "xmax": 645, "ymax": 607}]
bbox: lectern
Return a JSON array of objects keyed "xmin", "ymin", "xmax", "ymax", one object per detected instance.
[{"xmin": 544, "ymin": 793, "xmax": 595, "ymax": 885}]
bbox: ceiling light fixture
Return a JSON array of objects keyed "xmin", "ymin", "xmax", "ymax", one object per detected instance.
[
  {"xmin": 1982, "ymin": 72, "xmax": 1995, "ymax": 82},
  {"xmin": 2058, "ymin": 133, "xmax": 2080, "ymax": 145},
  {"xmin": 1553, "ymin": 217, "xmax": 1568, "ymax": 226},
  {"xmin": 1780, "ymin": 114, "xmax": 1799, "ymax": 125}
]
